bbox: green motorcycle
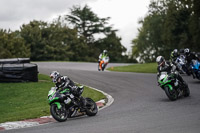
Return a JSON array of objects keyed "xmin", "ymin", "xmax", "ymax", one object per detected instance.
[
  {"xmin": 48, "ymin": 86, "xmax": 98, "ymax": 122},
  {"xmin": 158, "ymin": 72, "xmax": 190, "ymax": 101}
]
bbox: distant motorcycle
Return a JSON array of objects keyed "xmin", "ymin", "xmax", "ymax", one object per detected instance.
[
  {"xmin": 175, "ymin": 55, "xmax": 189, "ymax": 74},
  {"xmin": 158, "ymin": 72, "xmax": 190, "ymax": 101},
  {"xmin": 48, "ymin": 86, "xmax": 98, "ymax": 122},
  {"xmin": 98, "ymin": 57, "xmax": 109, "ymax": 71},
  {"xmin": 191, "ymin": 60, "xmax": 200, "ymax": 80}
]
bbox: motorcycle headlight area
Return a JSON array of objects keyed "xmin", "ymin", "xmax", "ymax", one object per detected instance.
[
  {"xmin": 159, "ymin": 75, "xmax": 166, "ymax": 81},
  {"xmin": 48, "ymin": 94, "xmax": 56, "ymax": 101},
  {"xmin": 48, "ymin": 87, "xmax": 56, "ymax": 97}
]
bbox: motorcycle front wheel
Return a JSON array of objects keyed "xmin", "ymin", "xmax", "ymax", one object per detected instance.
[
  {"xmin": 50, "ymin": 103, "xmax": 68, "ymax": 122},
  {"xmin": 183, "ymin": 83, "xmax": 190, "ymax": 97},
  {"xmin": 98, "ymin": 64, "xmax": 100, "ymax": 71},
  {"xmin": 102, "ymin": 64, "xmax": 105, "ymax": 71},
  {"xmin": 85, "ymin": 98, "xmax": 98, "ymax": 116},
  {"xmin": 164, "ymin": 86, "xmax": 178, "ymax": 101}
]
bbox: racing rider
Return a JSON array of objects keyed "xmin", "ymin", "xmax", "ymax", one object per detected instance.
[
  {"xmin": 50, "ymin": 71, "xmax": 86, "ymax": 109},
  {"xmin": 156, "ymin": 56, "xmax": 186, "ymax": 86}
]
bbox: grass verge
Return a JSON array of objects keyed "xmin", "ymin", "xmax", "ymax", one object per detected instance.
[
  {"xmin": 107, "ymin": 63, "xmax": 157, "ymax": 73},
  {"xmin": 0, "ymin": 74, "xmax": 105, "ymax": 123}
]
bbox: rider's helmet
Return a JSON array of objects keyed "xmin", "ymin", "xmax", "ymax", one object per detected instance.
[
  {"xmin": 171, "ymin": 49, "xmax": 179, "ymax": 58},
  {"xmin": 184, "ymin": 48, "xmax": 190, "ymax": 55},
  {"xmin": 173, "ymin": 49, "xmax": 178, "ymax": 56},
  {"xmin": 103, "ymin": 50, "xmax": 107, "ymax": 54},
  {"xmin": 156, "ymin": 56, "xmax": 165, "ymax": 67},
  {"xmin": 50, "ymin": 71, "xmax": 61, "ymax": 83}
]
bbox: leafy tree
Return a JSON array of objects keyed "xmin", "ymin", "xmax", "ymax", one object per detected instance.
[
  {"xmin": 65, "ymin": 4, "xmax": 130, "ymax": 62},
  {"xmin": 188, "ymin": 0, "xmax": 200, "ymax": 51},
  {"xmin": 0, "ymin": 29, "xmax": 30, "ymax": 58},
  {"xmin": 132, "ymin": 1, "xmax": 166, "ymax": 62},
  {"xmin": 132, "ymin": 0, "xmax": 200, "ymax": 62},
  {"xmin": 162, "ymin": 0, "xmax": 191, "ymax": 54},
  {"xmin": 20, "ymin": 20, "xmax": 77, "ymax": 61},
  {"xmin": 66, "ymin": 5, "xmax": 113, "ymax": 44},
  {"xmin": 95, "ymin": 32, "xmax": 127, "ymax": 62},
  {"xmin": 1, "ymin": 4, "xmax": 130, "ymax": 63},
  {"xmin": 20, "ymin": 21, "xmax": 47, "ymax": 60}
]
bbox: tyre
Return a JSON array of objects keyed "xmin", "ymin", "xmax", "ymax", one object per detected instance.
[
  {"xmin": 85, "ymin": 98, "xmax": 98, "ymax": 116},
  {"xmin": 102, "ymin": 64, "xmax": 105, "ymax": 71},
  {"xmin": 183, "ymin": 83, "xmax": 190, "ymax": 97},
  {"xmin": 102, "ymin": 64, "xmax": 107, "ymax": 71},
  {"xmin": 98, "ymin": 64, "xmax": 101, "ymax": 71},
  {"xmin": 50, "ymin": 103, "xmax": 68, "ymax": 122},
  {"xmin": 164, "ymin": 86, "xmax": 178, "ymax": 101},
  {"xmin": 185, "ymin": 69, "xmax": 191, "ymax": 76}
]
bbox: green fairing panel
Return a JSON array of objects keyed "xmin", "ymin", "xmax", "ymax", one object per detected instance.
[
  {"xmin": 60, "ymin": 89, "xmax": 70, "ymax": 94},
  {"xmin": 159, "ymin": 78, "xmax": 171, "ymax": 86},
  {"xmin": 165, "ymin": 84, "xmax": 173, "ymax": 91},
  {"xmin": 49, "ymin": 97, "xmax": 59, "ymax": 104},
  {"xmin": 54, "ymin": 102, "xmax": 61, "ymax": 109}
]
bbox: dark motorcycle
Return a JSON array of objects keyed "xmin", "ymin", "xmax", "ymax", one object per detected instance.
[{"xmin": 48, "ymin": 86, "xmax": 98, "ymax": 122}]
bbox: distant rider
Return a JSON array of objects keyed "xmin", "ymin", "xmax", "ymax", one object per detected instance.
[
  {"xmin": 98, "ymin": 50, "xmax": 109, "ymax": 63},
  {"xmin": 184, "ymin": 48, "xmax": 199, "ymax": 64},
  {"xmin": 50, "ymin": 71, "xmax": 86, "ymax": 108},
  {"xmin": 184, "ymin": 48, "xmax": 199, "ymax": 78},
  {"xmin": 170, "ymin": 49, "xmax": 180, "ymax": 64},
  {"xmin": 156, "ymin": 56, "xmax": 186, "ymax": 85}
]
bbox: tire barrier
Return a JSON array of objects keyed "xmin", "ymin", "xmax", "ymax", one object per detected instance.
[
  {"xmin": 0, "ymin": 58, "xmax": 38, "ymax": 82},
  {"xmin": 0, "ymin": 58, "xmax": 30, "ymax": 64}
]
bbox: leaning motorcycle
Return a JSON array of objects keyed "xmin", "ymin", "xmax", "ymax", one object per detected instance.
[
  {"xmin": 158, "ymin": 72, "xmax": 190, "ymax": 101},
  {"xmin": 191, "ymin": 60, "xmax": 200, "ymax": 80},
  {"xmin": 47, "ymin": 86, "xmax": 98, "ymax": 122},
  {"xmin": 98, "ymin": 57, "xmax": 109, "ymax": 71}
]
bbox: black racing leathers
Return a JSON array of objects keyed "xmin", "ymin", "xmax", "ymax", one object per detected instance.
[
  {"xmin": 157, "ymin": 61, "xmax": 185, "ymax": 84},
  {"xmin": 185, "ymin": 52, "xmax": 199, "ymax": 78},
  {"xmin": 185, "ymin": 52, "xmax": 199, "ymax": 64},
  {"xmin": 55, "ymin": 76, "xmax": 78, "ymax": 95},
  {"xmin": 55, "ymin": 76, "xmax": 86, "ymax": 108}
]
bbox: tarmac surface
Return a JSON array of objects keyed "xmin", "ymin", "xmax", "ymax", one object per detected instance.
[{"xmin": 1, "ymin": 62, "xmax": 200, "ymax": 133}]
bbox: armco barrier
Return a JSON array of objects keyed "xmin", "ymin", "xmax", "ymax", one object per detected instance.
[{"xmin": 0, "ymin": 58, "xmax": 38, "ymax": 82}]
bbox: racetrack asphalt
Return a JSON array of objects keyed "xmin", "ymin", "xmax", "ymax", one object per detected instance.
[{"xmin": 2, "ymin": 62, "xmax": 200, "ymax": 133}]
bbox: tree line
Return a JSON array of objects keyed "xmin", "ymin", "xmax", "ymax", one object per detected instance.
[
  {"xmin": 132, "ymin": 0, "xmax": 200, "ymax": 63},
  {"xmin": 0, "ymin": 5, "xmax": 135, "ymax": 63}
]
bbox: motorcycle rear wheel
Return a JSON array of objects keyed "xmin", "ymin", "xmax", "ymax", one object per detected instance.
[
  {"xmin": 85, "ymin": 98, "xmax": 98, "ymax": 116},
  {"xmin": 50, "ymin": 104, "xmax": 68, "ymax": 122},
  {"xmin": 164, "ymin": 86, "xmax": 178, "ymax": 101}
]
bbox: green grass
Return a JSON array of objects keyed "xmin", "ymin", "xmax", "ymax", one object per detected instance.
[
  {"xmin": 107, "ymin": 63, "xmax": 157, "ymax": 73},
  {"xmin": 0, "ymin": 74, "xmax": 105, "ymax": 123}
]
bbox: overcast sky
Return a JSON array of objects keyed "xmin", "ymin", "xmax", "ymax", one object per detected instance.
[{"xmin": 0, "ymin": 0, "xmax": 151, "ymax": 53}]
